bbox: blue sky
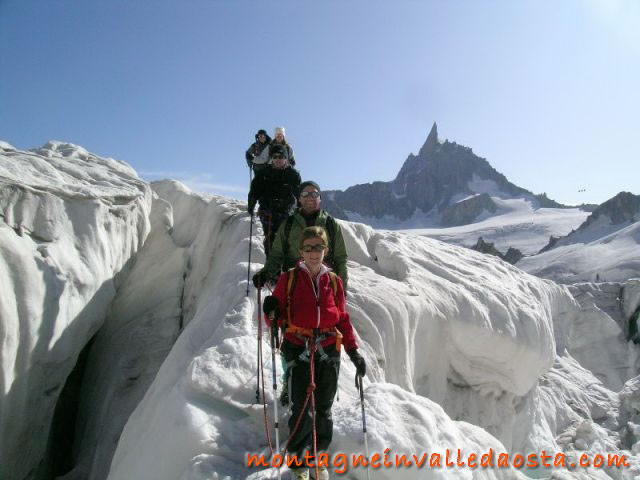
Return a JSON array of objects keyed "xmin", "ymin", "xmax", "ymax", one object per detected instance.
[{"xmin": 1, "ymin": 0, "xmax": 638, "ymax": 205}]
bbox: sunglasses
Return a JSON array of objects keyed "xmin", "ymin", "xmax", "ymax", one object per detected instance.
[
  {"xmin": 302, "ymin": 244, "xmax": 326, "ymax": 253},
  {"xmin": 300, "ymin": 191, "xmax": 320, "ymax": 198}
]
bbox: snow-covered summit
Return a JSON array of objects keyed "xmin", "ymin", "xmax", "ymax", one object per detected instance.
[
  {"xmin": 518, "ymin": 219, "xmax": 640, "ymax": 283},
  {"xmin": 515, "ymin": 192, "xmax": 640, "ymax": 283},
  {"xmin": 539, "ymin": 192, "xmax": 640, "ymax": 252}
]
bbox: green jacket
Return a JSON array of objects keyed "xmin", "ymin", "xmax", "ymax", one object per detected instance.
[{"xmin": 262, "ymin": 209, "xmax": 349, "ymax": 290}]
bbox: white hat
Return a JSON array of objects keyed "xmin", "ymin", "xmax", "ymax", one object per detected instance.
[{"xmin": 274, "ymin": 126, "xmax": 286, "ymax": 137}]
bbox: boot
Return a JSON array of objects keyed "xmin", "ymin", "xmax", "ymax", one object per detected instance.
[
  {"xmin": 290, "ymin": 467, "xmax": 309, "ymax": 480},
  {"xmin": 310, "ymin": 466, "xmax": 329, "ymax": 480}
]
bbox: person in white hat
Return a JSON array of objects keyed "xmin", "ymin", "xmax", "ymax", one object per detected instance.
[{"xmin": 269, "ymin": 126, "xmax": 296, "ymax": 166}]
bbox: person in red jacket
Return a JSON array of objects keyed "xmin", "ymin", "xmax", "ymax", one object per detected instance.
[{"xmin": 263, "ymin": 226, "xmax": 365, "ymax": 480}]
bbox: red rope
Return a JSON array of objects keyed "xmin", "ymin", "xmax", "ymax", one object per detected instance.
[
  {"xmin": 257, "ymin": 287, "xmax": 274, "ymax": 455},
  {"xmin": 309, "ymin": 341, "xmax": 320, "ymax": 480},
  {"xmin": 279, "ymin": 337, "xmax": 321, "ymax": 479}
]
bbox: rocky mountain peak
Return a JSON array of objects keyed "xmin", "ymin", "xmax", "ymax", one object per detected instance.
[
  {"xmin": 419, "ymin": 122, "xmax": 439, "ymax": 156},
  {"xmin": 593, "ymin": 192, "xmax": 640, "ymax": 224},
  {"xmin": 322, "ymin": 124, "xmax": 567, "ymax": 226},
  {"xmin": 471, "ymin": 237, "xmax": 523, "ymax": 264},
  {"xmin": 536, "ymin": 191, "xmax": 640, "ymax": 254}
]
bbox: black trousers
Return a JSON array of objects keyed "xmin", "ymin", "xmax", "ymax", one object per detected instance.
[
  {"xmin": 257, "ymin": 208, "xmax": 289, "ymax": 256},
  {"xmin": 282, "ymin": 340, "xmax": 340, "ymax": 458}
]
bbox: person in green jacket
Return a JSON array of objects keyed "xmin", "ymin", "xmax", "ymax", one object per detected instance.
[
  {"xmin": 252, "ymin": 180, "xmax": 348, "ymax": 290},
  {"xmin": 253, "ymin": 181, "xmax": 349, "ymax": 407}
]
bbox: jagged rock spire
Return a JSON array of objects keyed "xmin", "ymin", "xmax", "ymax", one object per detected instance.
[{"xmin": 419, "ymin": 122, "xmax": 439, "ymax": 156}]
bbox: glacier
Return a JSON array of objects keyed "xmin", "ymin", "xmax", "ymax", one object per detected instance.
[
  {"xmin": 1, "ymin": 141, "xmax": 640, "ymax": 480},
  {"xmin": 0, "ymin": 141, "xmax": 152, "ymax": 479}
]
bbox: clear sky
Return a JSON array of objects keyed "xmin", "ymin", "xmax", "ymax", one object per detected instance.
[{"xmin": 1, "ymin": 0, "xmax": 638, "ymax": 206}]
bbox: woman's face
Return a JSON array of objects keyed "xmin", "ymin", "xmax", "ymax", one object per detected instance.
[
  {"xmin": 275, "ymin": 132, "xmax": 284, "ymax": 142},
  {"xmin": 300, "ymin": 237, "xmax": 327, "ymax": 270}
]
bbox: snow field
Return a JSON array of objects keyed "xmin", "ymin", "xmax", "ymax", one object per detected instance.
[
  {"xmin": 107, "ymin": 181, "xmax": 594, "ymax": 480},
  {"xmin": 3, "ymin": 143, "xmax": 640, "ymax": 480}
]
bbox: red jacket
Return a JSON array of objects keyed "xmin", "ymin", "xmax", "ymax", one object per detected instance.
[{"xmin": 265, "ymin": 262, "xmax": 358, "ymax": 351}]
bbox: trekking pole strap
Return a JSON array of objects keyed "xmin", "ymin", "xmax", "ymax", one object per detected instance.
[{"xmin": 280, "ymin": 334, "xmax": 319, "ymax": 456}]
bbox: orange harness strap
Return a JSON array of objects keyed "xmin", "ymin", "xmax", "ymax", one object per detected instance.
[
  {"xmin": 285, "ymin": 268, "xmax": 343, "ymax": 352},
  {"xmin": 285, "ymin": 325, "xmax": 343, "ymax": 352}
]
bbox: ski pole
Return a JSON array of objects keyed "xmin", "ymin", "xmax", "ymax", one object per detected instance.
[
  {"xmin": 357, "ymin": 374, "xmax": 371, "ymax": 480},
  {"xmin": 269, "ymin": 313, "xmax": 281, "ymax": 480},
  {"xmin": 256, "ymin": 284, "xmax": 262, "ymax": 404},
  {"xmin": 246, "ymin": 212, "xmax": 254, "ymax": 297},
  {"xmin": 309, "ymin": 338, "xmax": 320, "ymax": 480},
  {"xmin": 246, "ymin": 164, "xmax": 254, "ymax": 297}
]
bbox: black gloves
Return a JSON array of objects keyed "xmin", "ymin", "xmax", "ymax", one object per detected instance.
[
  {"xmin": 347, "ymin": 349, "xmax": 366, "ymax": 378},
  {"xmin": 252, "ymin": 270, "xmax": 268, "ymax": 288},
  {"xmin": 263, "ymin": 296, "xmax": 280, "ymax": 347},
  {"xmin": 263, "ymin": 295, "xmax": 280, "ymax": 318}
]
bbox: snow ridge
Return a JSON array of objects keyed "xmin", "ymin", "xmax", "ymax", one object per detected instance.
[{"xmin": 0, "ymin": 143, "xmax": 152, "ymax": 480}]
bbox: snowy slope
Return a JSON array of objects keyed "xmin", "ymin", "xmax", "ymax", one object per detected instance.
[
  {"xmin": 0, "ymin": 141, "xmax": 152, "ymax": 480},
  {"xmin": 3, "ymin": 141, "xmax": 640, "ymax": 480},
  {"xmin": 517, "ymin": 220, "xmax": 640, "ymax": 283},
  {"xmin": 402, "ymin": 198, "xmax": 589, "ymax": 255},
  {"xmin": 108, "ymin": 182, "xmax": 544, "ymax": 480},
  {"xmin": 101, "ymin": 181, "xmax": 639, "ymax": 480}
]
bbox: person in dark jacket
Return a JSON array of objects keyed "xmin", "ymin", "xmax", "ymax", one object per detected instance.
[
  {"xmin": 263, "ymin": 226, "xmax": 365, "ymax": 480},
  {"xmin": 248, "ymin": 144, "xmax": 301, "ymax": 255},
  {"xmin": 245, "ymin": 129, "xmax": 272, "ymax": 173},
  {"xmin": 269, "ymin": 126, "xmax": 295, "ymax": 166}
]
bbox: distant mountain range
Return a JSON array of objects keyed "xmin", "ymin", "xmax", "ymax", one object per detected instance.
[
  {"xmin": 517, "ymin": 191, "xmax": 640, "ymax": 283},
  {"xmin": 538, "ymin": 191, "xmax": 640, "ymax": 254},
  {"xmin": 323, "ymin": 123, "xmax": 596, "ymax": 227}
]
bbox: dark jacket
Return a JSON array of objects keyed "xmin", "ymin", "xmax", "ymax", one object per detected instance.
[
  {"xmin": 269, "ymin": 141, "xmax": 295, "ymax": 166},
  {"xmin": 245, "ymin": 134, "xmax": 272, "ymax": 168},
  {"xmin": 248, "ymin": 165, "xmax": 301, "ymax": 214}
]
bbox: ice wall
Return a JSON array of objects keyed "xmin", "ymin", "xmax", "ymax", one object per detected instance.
[{"xmin": 0, "ymin": 142, "xmax": 151, "ymax": 480}]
